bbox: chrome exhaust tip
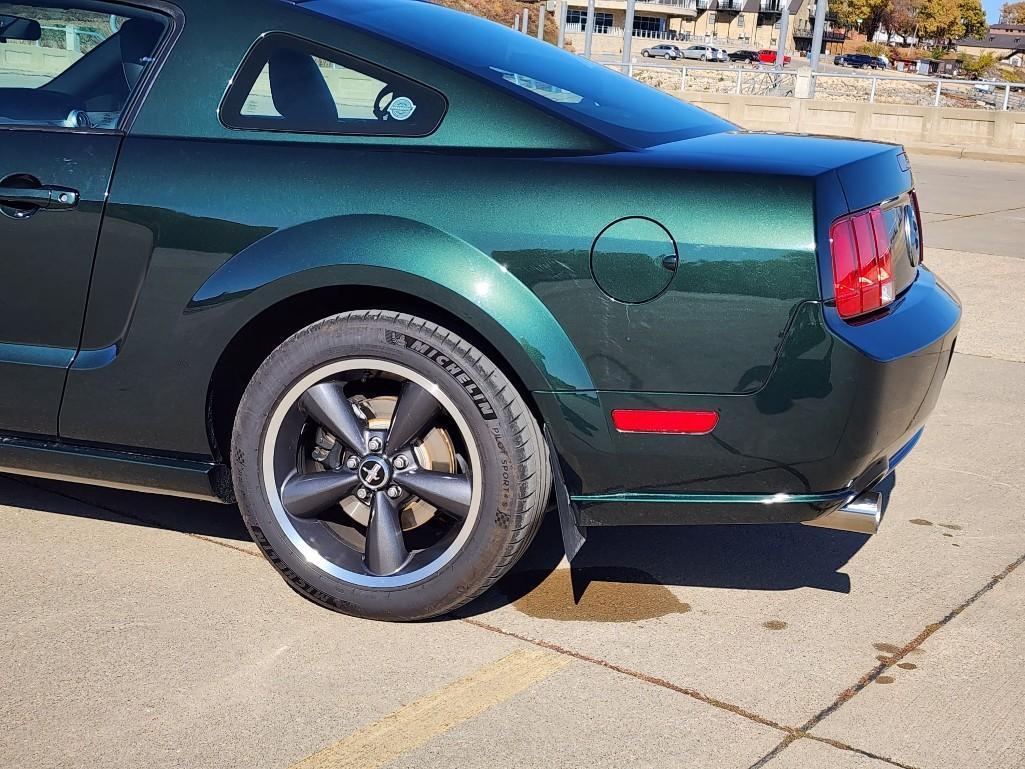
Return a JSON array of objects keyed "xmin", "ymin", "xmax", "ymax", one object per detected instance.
[{"xmin": 803, "ymin": 491, "xmax": 883, "ymax": 535}]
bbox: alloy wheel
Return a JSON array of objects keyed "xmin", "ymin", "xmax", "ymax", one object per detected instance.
[{"xmin": 261, "ymin": 359, "xmax": 482, "ymax": 588}]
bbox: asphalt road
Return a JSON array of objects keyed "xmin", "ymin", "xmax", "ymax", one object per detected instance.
[{"xmin": 2, "ymin": 156, "xmax": 1024, "ymax": 769}]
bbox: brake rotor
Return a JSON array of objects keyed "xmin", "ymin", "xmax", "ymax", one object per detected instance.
[{"xmin": 336, "ymin": 395, "xmax": 456, "ymax": 531}]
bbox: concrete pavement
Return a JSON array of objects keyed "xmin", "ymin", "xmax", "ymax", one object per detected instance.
[{"xmin": 1, "ymin": 156, "xmax": 1023, "ymax": 769}]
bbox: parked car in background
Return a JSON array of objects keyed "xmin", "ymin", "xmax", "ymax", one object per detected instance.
[
  {"xmin": 835, "ymin": 53, "xmax": 886, "ymax": 69},
  {"xmin": 641, "ymin": 44, "xmax": 684, "ymax": 60},
  {"xmin": 682, "ymin": 44, "xmax": 724, "ymax": 61},
  {"xmin": 0, "ymin": 0, "xmax": 959, "ymax": 622},
  {"xmin": 758, "ymin": 49, "xmax": 792, "ymax": 65},
  {"xmin": 728, "ymin": 49, "xmax": 760, "ymax": 63}
]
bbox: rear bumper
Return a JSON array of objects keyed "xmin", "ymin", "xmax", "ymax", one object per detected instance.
[{"xmin": 540, "ymin": 267, "xmax": 960, "ymax": 526}]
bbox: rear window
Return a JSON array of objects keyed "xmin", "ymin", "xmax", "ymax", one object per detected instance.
[{"xmin": 296, "ymin": 0, "xmax": 732, "ymax": 148}]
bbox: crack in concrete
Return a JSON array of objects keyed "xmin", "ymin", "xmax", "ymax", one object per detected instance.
[
  {"xmin": 461, "ymin": 617, "xmax": 919, "ymax": 769},
  {"xmin": 922, "ymin": 204, "xmax": 1025, "ymax": 224},
  {"xmin": 749, "ymin": 549, "xmax": 1025, "ymax": 769}
]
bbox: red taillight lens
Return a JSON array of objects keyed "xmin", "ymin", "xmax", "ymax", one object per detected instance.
[{"xmin": 829, "ymin": 206, "xmax": 895, "ymax": 320}]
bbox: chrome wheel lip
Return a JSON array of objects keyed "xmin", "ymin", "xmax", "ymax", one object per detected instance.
[{"xmin": 262, "ymin": 358, "xmax": 483, "ymax": 589}]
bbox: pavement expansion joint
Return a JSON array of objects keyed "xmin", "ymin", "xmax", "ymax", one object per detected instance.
[{"xmin": 460, "ymin": 617, "xmax": 918, "ymax": 769}]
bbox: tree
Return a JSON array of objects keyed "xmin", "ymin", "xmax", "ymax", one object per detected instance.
[
  {"xmin": 1000, "ymin": 1, "xmax": 1025, "ymax": 23},
  {"xmin": 959, "ymin": 0, "xmax": 988, "ymax": 38},
  {"xmin": 885, "ymin": 0, "xmax": 923, "ymax": 43},
  {"xmin": 958, "ymin": 51, "xmax": 997, "ymax": 77},
  {"xmin": 830, "ymin": 0, "xmax": 893, "ymax": 39},
  {"xmin": 917, "ymin": 0, "xmax": 965, "ymax": 42}
]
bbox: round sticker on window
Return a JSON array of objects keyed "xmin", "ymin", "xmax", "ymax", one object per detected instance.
[{"xmin": 387, "ymin": 97, "xmax": 417, "ymax": 121}]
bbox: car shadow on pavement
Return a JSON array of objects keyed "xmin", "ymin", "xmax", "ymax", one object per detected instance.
[
  {"xmin": 4, "ymin": 472, "xmax": 889, "ymax": 623},
  {"xmin": 0, "ymin": 475, "xmax": 253, "ymax": 543},
  {"xmin": 460, "ymin": 476, "xmax": 896, "ymax": 621}
]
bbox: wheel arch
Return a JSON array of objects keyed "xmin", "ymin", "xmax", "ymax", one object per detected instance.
[{"xmin": 196, "ymin": 215, "xmax": 594, "ymax": 462}]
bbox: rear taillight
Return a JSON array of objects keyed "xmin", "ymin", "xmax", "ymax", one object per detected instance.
[{"xmin": 830, "ymin": 206, "xmax": 894, "ymax": 320}]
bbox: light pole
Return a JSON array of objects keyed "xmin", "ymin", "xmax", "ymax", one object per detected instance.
[
  {"xmin": 775, "ymin": 0, "xmax": 790, "ymax": 72},
  {"xmin": 622, "ymin": 0, "xmax": 636, "ymax": 70},
  {"xmin": 583, "ymin": 0, "xmax": 596, "ymax": 58},
  {"xmin": 809, "ymin": 0, "xmax": 828, "ymax": 74}
]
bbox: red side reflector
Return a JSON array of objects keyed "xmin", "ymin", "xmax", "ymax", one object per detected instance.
[{"xmin": 611, "ymin": 410, "xmax": 719, "ymax": 435}]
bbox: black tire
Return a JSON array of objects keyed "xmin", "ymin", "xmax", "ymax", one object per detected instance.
[{"xmin": 232, "ymin": 310, "xmax": 551, "ymax": 621}]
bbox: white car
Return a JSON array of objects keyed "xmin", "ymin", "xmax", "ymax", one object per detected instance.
[{"xmin": 682, "ymin": 44, "xmax": 725, "ymax": 62}]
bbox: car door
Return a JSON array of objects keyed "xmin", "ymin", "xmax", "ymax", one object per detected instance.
[{"xmin": 0, "ymin": 2, "xmax": 168, "ymax": 436}]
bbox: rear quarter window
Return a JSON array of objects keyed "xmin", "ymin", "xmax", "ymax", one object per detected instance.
[{"xmin": 220, "ymin": 32, "xmax": 447, "ymax": 137}]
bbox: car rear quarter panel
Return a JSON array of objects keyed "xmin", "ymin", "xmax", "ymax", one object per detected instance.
[{"xmin": 59, "ymin": 134, "xmax": 820, "ymax": 456}]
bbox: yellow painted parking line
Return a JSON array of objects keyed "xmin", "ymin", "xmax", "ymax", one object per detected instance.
[{"xmin": 289, "ymin": 648, "xmax": 571, "ymax": 769}]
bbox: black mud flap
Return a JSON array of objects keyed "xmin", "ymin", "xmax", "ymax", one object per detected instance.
[{"xmin": 543, "ymin": 426, "xmax": 587, "ymax": 562}]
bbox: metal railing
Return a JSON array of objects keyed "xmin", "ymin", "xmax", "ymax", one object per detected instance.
[
  {"xmin": 810, "ymin": 70, "xmax": 1025, "ymax": 111},
  {"xmin": 603, "ymin": 60, "xmax": 798, "ymax": 97},
  {"xmin": 598, "ymin": 59, "xmax": 1025, "ymax": 111},
  {"xmin": 564, "ymin": 23, "xmax": 692, "ymax": 39},
  {"xmin": 696, "ymin": 0, "xmax": 744, "ymax": 9}
]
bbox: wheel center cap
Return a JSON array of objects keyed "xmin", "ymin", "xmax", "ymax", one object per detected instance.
[{"xmin": 358, "ymin": 456, "xmax": 392, "ymax": 491}]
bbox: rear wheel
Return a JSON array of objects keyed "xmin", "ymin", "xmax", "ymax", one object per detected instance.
[{"xmin": 231, "ymin": 311, "xmax": 551, "ymax": 621}]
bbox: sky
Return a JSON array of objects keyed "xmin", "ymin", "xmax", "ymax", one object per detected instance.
[{"xmin": 983, "ymin": 0, "xmax": 1004, "ymax": 23}]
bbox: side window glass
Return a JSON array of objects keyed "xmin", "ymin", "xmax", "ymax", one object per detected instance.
[
  {"xmin": 0, "ymin": 4, "xmax": 167, "ymax": 129},
  {"xmin": 221, "ymin": 33, "xmax": 447, "ymax": 137}
]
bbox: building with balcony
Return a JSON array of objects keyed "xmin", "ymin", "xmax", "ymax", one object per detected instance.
[
  {"xmin": 562, "ymin": 0, "xmax": 698, "ymax": 55},
  {"xmin": 689, "ymin": 0, "xmax": 810, "ymax": 49},
  {"xmin": 562, "ymin": 0, "xmax": 817, "ymax": 55}
]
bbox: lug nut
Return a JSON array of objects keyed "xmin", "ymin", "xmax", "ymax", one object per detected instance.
[
  {"xmin": 387, "ymin": 485, "xmax": 402, "ymax": 499},
  {"xmin": 356, "ymin": 488, "xmax": 369, "ymax": 500},
  {"xmin": 393, "ymin": 456, "xmax": 408, "ymax": 470},
  {"xmin": 368, "ymin": 437, "xmax": 383, "ymax": 453},
  {"xmin": 345, "ymin": 456, "xmax": 359, "ymax": 470}
]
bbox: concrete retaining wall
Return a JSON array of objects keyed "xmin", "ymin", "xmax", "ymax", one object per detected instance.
[{"xmin": 683, "ymin": 93, "xmax": 1025, "ymax": 153}]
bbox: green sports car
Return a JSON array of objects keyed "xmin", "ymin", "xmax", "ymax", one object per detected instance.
[{"xmin": 0, "ymin": 0, "xmax": 960, "ymax": 620}]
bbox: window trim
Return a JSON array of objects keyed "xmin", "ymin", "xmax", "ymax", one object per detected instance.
[
  {"xmin": 0, "ymin": 0, "xmax": 183, "ymax": 136},
  {"xmin": 218, "ymin": 31, "xmax": 449, "ymax": 139}
]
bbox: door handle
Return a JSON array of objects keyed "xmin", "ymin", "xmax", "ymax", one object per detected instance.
[{"xmin": 0, "ymin": 184, "xmax": 80, "ymax": 211}]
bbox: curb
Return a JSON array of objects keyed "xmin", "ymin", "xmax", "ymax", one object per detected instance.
[{"xmin": 903, "ymin": 143, "xmax": 1025, "ymax": 164}]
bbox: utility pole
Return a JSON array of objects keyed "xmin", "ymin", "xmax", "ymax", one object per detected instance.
[
  {"xmin": 774, "ymin": 0, "xmax": 790, "ymax": 71},
  {"xmin": 622, "ymin": 0, "xmax": 636, "ymax": 70},
  {"xmin": 557, "ymin": 0, "xmax": 567, "ymax": 48},
  {"xmin": 583, "ymin": 0, "xmax": 596, "ymax": 58},
  {"xmin": 809, "ymin": 0, "xmax": 828, "ymax": 96}
]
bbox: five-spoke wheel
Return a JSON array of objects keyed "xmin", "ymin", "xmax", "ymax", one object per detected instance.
[
  {"xmin": 233, "ymin": 311, "xmax": 550, "ymax": 620},
  {"xmin": 264, "ymin": 359, "xmax": 482, "ymax": 587}
]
